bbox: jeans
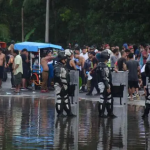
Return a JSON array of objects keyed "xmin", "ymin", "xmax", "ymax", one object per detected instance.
[{"xmin": 89, "ymin": 78, "xmax": 100, "ymax": 94}]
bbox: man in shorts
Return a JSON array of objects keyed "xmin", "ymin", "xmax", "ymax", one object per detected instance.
[
  {"xmin": 13, "ymin": 50, "xmax": 23, "ymax": 93},
  {"xmin": 126, "ymin": 53, "xmax": 141, "ymax": 100},
  {"xmin": 41, "ymin": 51, "xmax": 55, "ymax": 93},
  {"xmin": 0, "ymin": 48, "xmax": 6, "ymax": 88}
]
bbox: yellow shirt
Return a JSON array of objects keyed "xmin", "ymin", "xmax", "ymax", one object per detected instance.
[{"xmin": 14, "ymin": 55, "xmax": 23, "ymax": 75}]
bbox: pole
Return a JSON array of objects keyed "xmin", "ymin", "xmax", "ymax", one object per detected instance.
[
  {"xmin": 21, "ymin": 7, "xmax": 24, "ymax": 42},
  {"xmin": 45, "ymin": 0, "xmax": 50, "ymax": 43}
]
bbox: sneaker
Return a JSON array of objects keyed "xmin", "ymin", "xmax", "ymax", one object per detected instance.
[
  {"xmin": 41, "ymin": 90, "xmax": 47, "ymax": 93},
  {"xmin": 21, "ymin": 88, "xmax": 28, "ymax": 91},
  {"xmin": 11, "ymin": 87, "xmax": 16, "ymax": 90},
  {"xmin": 133, "ymin": 93, "xmax": 136, "ymax": 98},
  {"xmin": 128, "ymin": 94, "xmax": 131, "ymax": 99}
]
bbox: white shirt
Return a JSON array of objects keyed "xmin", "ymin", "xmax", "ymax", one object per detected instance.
[
  {"xmin": 94, "ymin": 49, "xmax": 98, "ymax": 53},
  {"xmin": 80, "ymin": 52, "xmax": 88, "ymax": 60}
]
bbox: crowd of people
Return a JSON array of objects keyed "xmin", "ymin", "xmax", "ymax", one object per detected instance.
[
  {"xmin": 65, "ymin": 43, "xmax": 149, "ymax": 101},
  {"xmin": 0, "ymin": 41, "xmax": 149, "ymax": 102}
]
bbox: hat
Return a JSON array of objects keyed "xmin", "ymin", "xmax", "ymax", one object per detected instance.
[
  {"xmin": 128, "ymin": 45, "xmax": 133, "ymax": 49},
  {"xmin": 89, "ymin": 51, "xmax": 95, "ymax": 56},
  {"xmin": 123, "ymin": 43, "xmax": 128, "ymax": 49}
]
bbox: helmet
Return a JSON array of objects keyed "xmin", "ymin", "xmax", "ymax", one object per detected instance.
[
  {"xmin": 96, "ymin": 51, "xmax": 110, "ymax": 62},
  {"xmin": 65, "ymin": 49, "xmax": 73, "ymax": 57},
  {"xmin": 57, "ymin": 51, "xmax": 67, "ymax": 61}
]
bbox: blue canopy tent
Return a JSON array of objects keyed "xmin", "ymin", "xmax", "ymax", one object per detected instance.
[
  {"xmin": 14, "ymin": 41, "xmax": 63, "ymax": 52},
  {"xmin": 14, "ymin": 42, "xmax": 63, "ymax": 86}
]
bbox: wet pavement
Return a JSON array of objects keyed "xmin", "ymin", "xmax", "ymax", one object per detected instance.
[
  {"xmin": 0, "ymin": 96, "xmax": 148, "ymax": 150},
  {"xmin": 0, "ymin": 74, "xmax": 149, "ymax": 150}
]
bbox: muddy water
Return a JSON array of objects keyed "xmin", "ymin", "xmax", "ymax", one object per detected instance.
[{"xmin": 0, "ymin": 97, "xmax": 148, "ymax": 150}]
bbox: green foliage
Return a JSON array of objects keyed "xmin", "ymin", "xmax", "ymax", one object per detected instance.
[
  {"xmin": 1, "ymin": 0, "xmax": 150, "ymax": 46},
  {"xmin": 25, "ymin": 28, "xmax": 36, "ymax": 41},
  {"xmin": 0, "ymin": 24, "xmax": 10, "ymax": 41}
]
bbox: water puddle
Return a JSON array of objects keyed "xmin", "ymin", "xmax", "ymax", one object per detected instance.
[{"xmin": 0, "ymin": 97, "xmax": 148, "ymax": 150}]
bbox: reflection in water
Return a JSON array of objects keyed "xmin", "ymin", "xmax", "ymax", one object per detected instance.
[
  {"xmin": 127, "ymin": 105, "xmax": 150, "ymax": 150},
  {"xmin": 0, "ymin": 97, "xmax": 142, "ymax": 150}
]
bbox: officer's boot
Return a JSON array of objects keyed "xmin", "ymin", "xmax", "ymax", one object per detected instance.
[
  {"xmin": 64, "ymin": 96, "xmax": 76, "ymax": 117},
  {"xmin": 56, "ymin": 100, "xmax": 65, "ymax": 117},
  {"xmin": 106, "ymin": 95, "xmax": 117, "ymax": 118},
  {"xmin": 98, "ymin": 102, "xmax": 107, "ymax": 118}
]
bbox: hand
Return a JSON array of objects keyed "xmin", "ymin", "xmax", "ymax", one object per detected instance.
[
  {"xmin": 107, "ymin": 88, "xmax": 111, "ymax": 93},
  {"xmin": 114, "ymin": 68, "xmax": 118, "ymax": 73},
  {"xmin": 84, "ymin": 74, "xmax": 87, "ymax": 77}
]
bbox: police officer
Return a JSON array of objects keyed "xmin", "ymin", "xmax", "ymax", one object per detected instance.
[
  {"xmin": 142, "ymin": 60, "xmax": 150, "ymax": 118},
  {"xmin": 54, "ymin": 51, "xmax": 75, "ymax": 117},
  {"xmin": 96, "ymin": 51, "xmax": 116, "ymax": 118}
]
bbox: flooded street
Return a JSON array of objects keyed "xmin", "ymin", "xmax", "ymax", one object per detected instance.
[{"xmin": 0, "ymin": 97, "xmax": 148, "ymax": 150}]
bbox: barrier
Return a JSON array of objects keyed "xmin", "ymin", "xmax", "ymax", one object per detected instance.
[
  {"xmin": 111, "ymin": 71, "xmax": 128, "ymax": 105},
  {"xmin": 111, "ymin": 71, "xmax": 128, "ymax": 149}
]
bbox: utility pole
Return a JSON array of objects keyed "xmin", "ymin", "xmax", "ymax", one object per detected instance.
[
  {"xmin": 45, "ymin": 0, "xmax": 50, "ymax": 43},
  {"xmin": 21, "ymin": 7, "xmax": 24, "ymax": 42}
]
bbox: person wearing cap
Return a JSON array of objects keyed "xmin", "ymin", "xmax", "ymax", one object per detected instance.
[
  {"xmin": 41, "ymin": 51, "xmax": 55, "ymax": 93},
  {"xmin": 54, "ymin": 51, "xmax": 75, "ymax": 117},
  {"xmin": 96, "ymin": 52, "xmax": 116, "ymax": 118}
]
